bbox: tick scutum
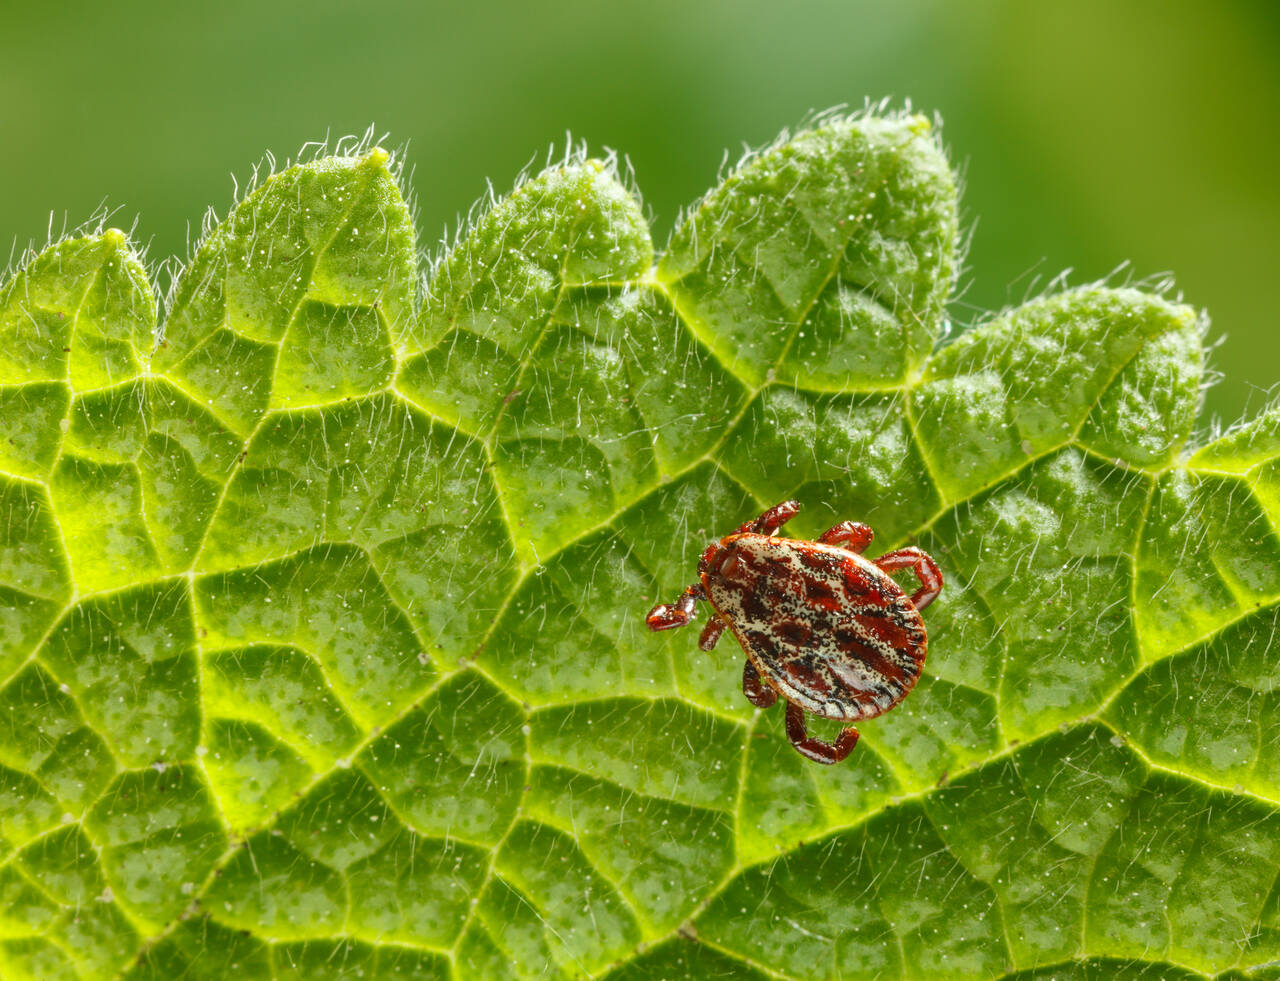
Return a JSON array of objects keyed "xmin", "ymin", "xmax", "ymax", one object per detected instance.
[{"xmin": 703, "ymin": 534, "xmax": 927, "ymax": 722}]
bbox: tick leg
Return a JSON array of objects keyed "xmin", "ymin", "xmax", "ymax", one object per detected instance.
[
  {"xmin": 818, "ymin": 520, "xmax": 874, "ymax": 553},
  {"xmin": 742, "ymin": 659, "xmax": 778, "ymax": 708},
  {"xmin": 874, "ymin": 547, "xmax": 944, "ymax": 611},
  {"xmin": 646, "ymin": 583, "xmax": 704, "ymax": 630},
  {"xmin": 785, "ymin": 703, "xmax": 859, "ymax": 764},
  {"xmin": 736, "ymin": 499, "xmax": 801, "ymax": 536},
  {"xmin": 699, "ymin": 615, "xmax": 727, "ymax": 651}
]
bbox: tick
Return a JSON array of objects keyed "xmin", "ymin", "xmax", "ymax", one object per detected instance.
[{"xmin": 646, "ymin": 501, "xmax": 943, "ymax": 765}]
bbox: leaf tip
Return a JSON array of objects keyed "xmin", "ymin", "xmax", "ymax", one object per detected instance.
[
  {"xmin": 905, "ymin": 112, "xmax": 934, "ymax": 136},
  {"xmin": 358, "ymin": 145, "xmax": 393, "ymax": 173}
]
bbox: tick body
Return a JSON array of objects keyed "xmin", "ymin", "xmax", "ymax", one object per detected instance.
[{"xmin": 646, "ymin": 501, "xmax": 942, "ymax": 765}]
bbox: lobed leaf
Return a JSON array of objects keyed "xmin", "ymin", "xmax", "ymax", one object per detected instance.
[{"xmin": 1, "ymin": 114, "xmax": 1277, "ymax": 980}]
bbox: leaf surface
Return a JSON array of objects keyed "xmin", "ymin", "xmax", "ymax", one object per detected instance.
[{"xmin": 1, "ymin": 118, "xmax": 1278, "ymax": 980}]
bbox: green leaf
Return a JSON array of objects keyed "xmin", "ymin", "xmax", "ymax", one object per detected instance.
[{"xmin": 1, "ymin": 115, "xmax": 1277, "ymax": 980}]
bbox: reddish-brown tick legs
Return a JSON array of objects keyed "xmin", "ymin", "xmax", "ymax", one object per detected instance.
[
  {"xmin": 699, "ymin": 615, "xmax": 727, "ymax": 651},
  {"xmin": 646, "ymin": 583, "xmax": 704, "ymax": 630},
  {"xmin": 818, "ymin": 521, "xmax": 874, "ymax": 553},
  {"xmin": 874, "ymin": 547, "xmax": 944, "ymax": 611},
  {"xmin": 736, "ymin": 500, "xmax": 801, "ymax": 537},
  {"xmin": 742, "ymin": 659, "xmax": 778, "ymax": 708},
  {"xmin": 785, "ymin": 703, "xmax": 859, "ymax": 764}
]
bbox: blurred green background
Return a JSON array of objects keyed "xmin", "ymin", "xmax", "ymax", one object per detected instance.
[{"xmin": 3, "ymin": 0, "xmax": 1277, "ymax": 422}]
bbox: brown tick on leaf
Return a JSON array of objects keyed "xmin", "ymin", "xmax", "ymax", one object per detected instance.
[{"xmin": 646, "ymin": 501, "xmax": 943, "ymax": 765}]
